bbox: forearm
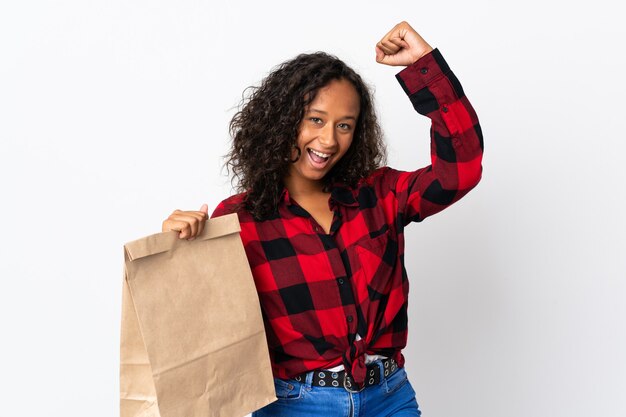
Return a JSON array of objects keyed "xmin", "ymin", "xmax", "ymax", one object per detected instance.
[{"xmin": 394, "ymin": 48, "xmax": 483, "ymax": 221}]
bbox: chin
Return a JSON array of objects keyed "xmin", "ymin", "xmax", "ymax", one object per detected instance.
[{"xmin": 305, "ymin": 172, "xmax": 327, "ymax": 181}]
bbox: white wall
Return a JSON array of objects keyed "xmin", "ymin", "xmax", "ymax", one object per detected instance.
[{"xmin": 1, "ymin": 1, "xmax": 624, "ymax": 416}]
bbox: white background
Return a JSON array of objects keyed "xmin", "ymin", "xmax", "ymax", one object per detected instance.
[{"xmin": 1, "ymin": 1, "xmax": 625, "ymax": 416}]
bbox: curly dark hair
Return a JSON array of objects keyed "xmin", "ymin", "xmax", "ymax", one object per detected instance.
[{"xmin": 226, "ymin": 51, "xmax": 386, "ymax": 220}]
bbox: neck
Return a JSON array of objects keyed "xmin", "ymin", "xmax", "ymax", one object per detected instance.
[{"xmin": 283, "ymin": 175, "xmax": 327, "ymax": 198}]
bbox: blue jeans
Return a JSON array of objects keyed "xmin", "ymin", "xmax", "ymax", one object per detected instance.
[{"xmin": 252, "ymin": 361, "xmax": 421, "ymax": 417}]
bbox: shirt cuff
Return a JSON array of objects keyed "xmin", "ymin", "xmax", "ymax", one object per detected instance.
[{"xmin": 395, "ymin": 48, "xmax": 451, "ymax": 95}]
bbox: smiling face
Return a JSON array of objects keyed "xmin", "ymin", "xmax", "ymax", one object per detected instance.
[{"xmin": 285, "ymin": 78, "xmax": 361, "ymax": 194}]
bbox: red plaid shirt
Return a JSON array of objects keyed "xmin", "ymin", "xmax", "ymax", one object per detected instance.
[{"xmin": 211, "ymin": 48, "xmax": 483, "ymax": 386}]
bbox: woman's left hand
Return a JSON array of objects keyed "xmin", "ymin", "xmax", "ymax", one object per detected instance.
[{"xmin": 375, "ymin": 21, "xmax": 434, "ymax": 66}]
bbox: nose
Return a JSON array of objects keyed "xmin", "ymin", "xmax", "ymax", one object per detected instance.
[{"xmin": 318, "ymin": 123, "xmax": 338, "ymax": 149}]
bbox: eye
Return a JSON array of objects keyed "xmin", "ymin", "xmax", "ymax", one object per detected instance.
[
  {"xmin": 337, "ymin": 123, "xmax": 352, "ymax": 130},
  {"xmin": 309, "ymin": 117, "xmax": 323, "ymax": 124}
]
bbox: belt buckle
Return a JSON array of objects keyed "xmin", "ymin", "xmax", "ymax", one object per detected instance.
[{"xmin": 343, "ymin": 374, "xmax": 365, "ymax": 393}]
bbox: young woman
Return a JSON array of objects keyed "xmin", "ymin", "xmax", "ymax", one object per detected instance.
[{"xmin": 162, "ymin": 21, "xmax": 483, "ymax": 417}]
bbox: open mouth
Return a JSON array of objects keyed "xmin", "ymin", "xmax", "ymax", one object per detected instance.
[{"xmin": 307, "ymin": 148, "xmax": 332, "ymax": 168}]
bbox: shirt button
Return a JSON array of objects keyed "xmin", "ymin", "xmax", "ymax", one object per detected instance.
[
  {"xmin": 338, "ymin": 278, "xmax": 344, "ymax": 285},
  {"xmin": 420, "ymin": 67, "xmax": 428, "ymax": 74},
  {"xmin": 442, "ymin": 106, "xmax": 449, "ymax": 113},
  {"xmin": 347, "ymin": 315, "xmax": 354, "ymax": 323},
  {"xmin": 315, "ymin": 226, "xmax": 321, "ymax": 232}
]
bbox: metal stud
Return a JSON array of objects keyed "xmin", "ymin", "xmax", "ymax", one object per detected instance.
[
  {"xmin": 332, "ymin": 380, "xmax": 339, "ymax": 387},
  {"xmin": 369, "ymin": 377, "xmax": 375, "ymax": 385},
  {"xmin": 319, "ymin": 380, "xmax": 326, "ymax": 386},
  {"xmin": 331, "ymin": 372, "xmax": 338, "ymax": 379}
]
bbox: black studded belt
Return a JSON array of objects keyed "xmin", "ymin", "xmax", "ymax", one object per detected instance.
[{"xmin": 292, "ymin": 358, "xmax": 399, "ymax": 392}]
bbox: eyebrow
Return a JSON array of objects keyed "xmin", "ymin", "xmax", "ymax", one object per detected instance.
[{"xmin": 308, "ymin": 108, "xmax": 357, "ymax": 120}]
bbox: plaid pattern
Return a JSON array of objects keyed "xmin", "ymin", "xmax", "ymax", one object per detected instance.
[{"xmin": 211, "ymin": 48, "xmax": 483, "ymax": 386}]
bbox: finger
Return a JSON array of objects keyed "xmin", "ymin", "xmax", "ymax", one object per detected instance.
[
  {"xmin": 376, "ymin": 41, "xmax": 397, "ymax": 56},
  {"xmin": 377, "ymin": 22, "xmax": 401, "ymax": 46},
  {"xmin": 168, "ymin": 213, "xmax": 202, "ymax": 238},
  {"xmin": 375, "ymin": 46, "xmax": 397, "ymax": 65},
  {"xmin": 188, "ymin": 208, "xmax": 209, "ymax": 238},
  {"xmin": 173, "ymin": 209, "xmax": 207, "ymax": 224},
  {"xmin": 163, "ymin": 219, "xmax": 192, "ymax": 238},
  {"xmin": 388, "ymin": 36, "xmax": 409, "ymax": 50},
  {"xmin": 196, "ymin": 203, "xmax": 209, "ymax": 236},
  {"xmin": 384, "ymin": 41, "xmax": 402, "ymax": 55},
  {"xmin": 375, "ymin": 45, "xmax": 385, "ymax": 62},
  {"xmin": 380, "ymin": 39, "xmax": 401, "ymax": 54},
  {"xmin": 162, "ymin": 211, "xmax": 184, "ymax": 232},
  {"xmin": 375, "ymin": 22, "xmax": 403, "ymax": 60},
  {"xmin": 183, "ymin": 214, "xmax": 200, "ymax": 238}
]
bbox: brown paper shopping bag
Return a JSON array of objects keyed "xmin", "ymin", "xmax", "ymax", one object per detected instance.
[{"xmin": 120, "ymin": 213, "xmax": 276, "ymax": 417}]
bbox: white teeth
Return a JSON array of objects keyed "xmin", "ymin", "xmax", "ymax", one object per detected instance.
[{"xmin": 309, "ymin": 148, "xmax": 331, "ymax": 158}]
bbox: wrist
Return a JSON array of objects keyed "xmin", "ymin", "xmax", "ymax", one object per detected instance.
[{"xmin": 412, "ymin": 45, "xmax": 434, "ymax": 64}]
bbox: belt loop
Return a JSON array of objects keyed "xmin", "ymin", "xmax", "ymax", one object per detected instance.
[
  {"xmin": 376, "ymin": 359, "xmax": 386, "ymax": 384},
  {"xmin": 304, "ymin": 370, "xmax": 314, "ymax": 389}
]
